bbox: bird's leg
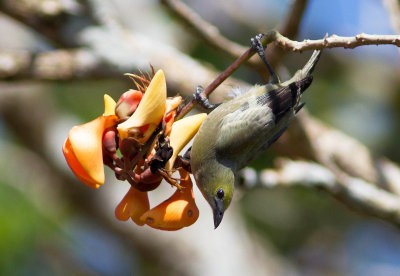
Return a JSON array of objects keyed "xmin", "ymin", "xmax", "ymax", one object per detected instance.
[
  {"xmin": 157, "ymin": 168, "xmax": 182, "ymax": 190},
  {"xmin": 193, "ymin": 86, "xmax": 221, "ymax": 111},
  {"xmin": 174, "ymin": 146, "xmax": 192, "ymax": 172},
  {"xmin": 295, "ymin": 102, "xmax": 306, "ymax": 114},
  {"xmin": 251, "ymin": 33, "xmax": 280, "ymax": 84}
]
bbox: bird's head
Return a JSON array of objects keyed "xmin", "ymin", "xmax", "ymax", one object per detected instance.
[{"xmin": 194, "ymin": 164, "xmax": 235, "ymax": 229}]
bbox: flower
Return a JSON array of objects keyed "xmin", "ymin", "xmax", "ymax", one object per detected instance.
[
  {"xmin": 140, "ymin": 169, "xmax": 199, "ymax": 230},
  {"xmin": 63, "ymin": 95, "xmax": 118, "ymax": 189},
  {"xmin": 63, "ymin": 68, "xmax": 207, "ymax": 231},
  {"xmin": 115, "ymin": 113, "xmax": 207, "ymax": 229},
  {"xmin": 115, "ymin": 186, "xmax": 149, "ymax": 226}
]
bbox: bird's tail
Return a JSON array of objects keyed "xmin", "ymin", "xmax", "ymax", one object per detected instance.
[
  {"xmin": 282, "ymin": 50, "xmax": 322, "ymax": 113},
  {"xmin": 290, "ymin": 75, "xmax": 313, "ymax": 113},
  {"xmin": 299, "ymin": 50, "xmax": 322, "ymax": 77},
  {"xmin": 282, "ymin": 50, "xmax": 322, "ymax": 86},
  {"xmin": 287, "ymin": 75, "xmax": 313, "ymax": 112}
]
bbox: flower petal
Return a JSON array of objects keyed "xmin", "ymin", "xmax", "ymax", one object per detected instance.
[
  {"xmin": 63, "ymin": 138, "xmax": 101, "ymax": 189},
  {"xmin": 166, "ymin": 96, "xmax": 182, "ymax": 112},
  {"xmin": 166, "ymin": 113, "xmax": 207, "ymax": 170},
  {"xmin": 140, "ymin": 169, "xmax": 199, "ymax": 230},
  {"xmin": 164, "ymin": 96, "xmax": 182, "ymax": 135},
  {"xmin": 115, "ymin": 187, "xmax": 150, "ymax": 225},
  {"xmin": 103, "ymin": 94, "xmax": 117, "ymax": 116},
  {"xmin": 117, "ymin": 70, "xmax": 166, "ymax": 141},
  {"xmin": 63, "ymin": 115, "xmax": 117, "ymax": 188}
]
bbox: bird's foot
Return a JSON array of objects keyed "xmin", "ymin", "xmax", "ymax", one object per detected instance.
[
  {"xmin": 250, "ymin": 33, "xmax": 280, "ymax": 84},
  {"xmin": 193, "ymin": 86, "xmax": 220, "ymax": 111},
  {"xmin": 174, "ymin": 155, "xmax": 191, "ymax": 173},
  {"xmin": 157, "ymin": 169, "xmax": 183, "ymax": 190},
  {"xmin": 295, "ymin": 102, "xmax": 306, "ymax": 114}
]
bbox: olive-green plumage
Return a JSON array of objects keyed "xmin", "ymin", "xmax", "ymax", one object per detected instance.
[{"xmin": 191, "ymin": 50, "xmax": 322, "ymax": 228}]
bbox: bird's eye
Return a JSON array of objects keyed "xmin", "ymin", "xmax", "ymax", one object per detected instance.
[{"xmin": 216, "ymin": 188, "xmax": 224, "ymax": 199}]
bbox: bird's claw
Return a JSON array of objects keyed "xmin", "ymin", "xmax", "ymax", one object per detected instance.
[
  {"xmin": 174, "ymin": 155, "xmax": 192, "ymax": 173},
  {"xmin": 158, "ymin": 169, "xmax": 183, "ymax": 190},
  {"xmin": 250, "ymin": 34, "xmax": 266, "ymax": 57},
  {"xmin": 250, "ymin": 33, "xmax": 280, "ymax": 84},
  {"xmin": 193, "ymin": 86, "xmax": 220, "ymax": 111}
]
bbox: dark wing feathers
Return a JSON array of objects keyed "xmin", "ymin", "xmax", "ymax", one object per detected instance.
[{"xmin": 256, "ymin": 75, "xmax": 313, "ymax": 122}]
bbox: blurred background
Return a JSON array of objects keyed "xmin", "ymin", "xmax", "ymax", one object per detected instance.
[{"xmin": 2, "ymin": 0, "xmax": 400, "ymax": 275}]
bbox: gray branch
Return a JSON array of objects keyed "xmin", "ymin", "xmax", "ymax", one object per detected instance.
[{"xmin": 242, "ymin": 159, "xmax": 400, "ymax": 228}]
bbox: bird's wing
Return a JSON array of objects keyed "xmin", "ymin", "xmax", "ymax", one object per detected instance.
[
  {"xmin": 214, "ymin": 80, "xmax": 311, "ymax": 167},
  {"xmin": 215, "ymin": 94, "xmax": 277, "ymax": 163},
  {"xmin": 213, "ymin": 51, "xmax": 321, "ymax": 166}
]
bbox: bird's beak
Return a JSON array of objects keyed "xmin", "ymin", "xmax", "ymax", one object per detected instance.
[{"xmin": 213, "ymin": 197, "xmax": 225, "ymax": 229}]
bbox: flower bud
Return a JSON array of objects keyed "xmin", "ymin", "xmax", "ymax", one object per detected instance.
[
  {"xmin": 115, "ymin": 90, "xmax": 143, "ymax": 119},
  {"xmin": 102, "ymin": 127, "xmax": 117, "ymax": 154}
]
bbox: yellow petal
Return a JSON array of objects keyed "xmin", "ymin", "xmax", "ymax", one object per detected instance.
[
  {"xmin": 117, "ymin": 70, "xmax": 167, "ymax": 141},
  {"xmin": 65, "ymin": 115, "xmax": 117, "ymax": 187},
  {"xmin": 140, "ymin": 170, "xmax": 198, "ymax": 230},
  {"xmin": 103, "ymin": 94, "xmax": 117, "ymax": 116},
  {"xmin": 166, "ymin": 113, "xmax": 207, "ymax": 170},
  {"xmin": 115, "ymin": 187, "xmax": 150, "ymax": 225}
]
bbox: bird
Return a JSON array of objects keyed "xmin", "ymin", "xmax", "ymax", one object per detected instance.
[{"xmin": 190, "ymin": 34, "xmax": 322, "ymax": 228}]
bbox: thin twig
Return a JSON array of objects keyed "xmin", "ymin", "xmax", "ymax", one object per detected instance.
[
  {"xmin": 276, "ymin": 0, "xmax": 309, "ymax": 39},
  {"xmin": 160, "ymin": 0, "xmax": 248, "ymax": 60},
  {"xmin": 177, "ymin": 30, "xmax": 400, "ymax": 119},
  {"xmin": 161, "ymin": 0, "xmax": 308, "ymax": 76},
  {"xmin": 175, "ymin": 34, "xmax": 277, "ymax": 120},
  {"xmin": 266, "ymin": 0, "xmax": 308, "ymax": 75},
  {"xmin": 270, "ymin": 31, "xmax": 400, "ymax": 51},
  {"xmin": 176, "ymin": 47, "xmax": 256, "ymax": 119}
]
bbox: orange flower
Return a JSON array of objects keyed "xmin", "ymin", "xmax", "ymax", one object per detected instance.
[
  {"xmin": 115, "ymin": 186, "xmax": 150, "ymax": 225},
  {"xmin": 63, "ymin": 95, "xmax": 118, "ymax": 189},
  {"xmin": 140, "ymin": 169, "xmax": 199, "ymax": 230}
]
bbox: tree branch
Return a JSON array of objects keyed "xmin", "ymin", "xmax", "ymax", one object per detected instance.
[
  {"xmin": 266, "ymin": 0, "xmax": 308, "ymax": 72},
  {"xmin": 268, "ymin": 110, "xmax": 400, "ymax": 202},
  {"xmin": 267, "ymin": 30, "xmax": 400, "ymax": 51},
  {"xmin": 276, "ymin": 0, "xmax": 309, "ymax": 39},
  {"xmin": 241, "ymin": 159, "xmax": 400, "ymax": 228},
  {"xmin": 160, "ymin": 0, "xmax": 248, "ymax": 60},
  {"xmin": 0, "ymin": 0, "xmax": 81, "ymax": 47},
  {"xmin": 0, "ymin": 49, "xmax": 117, "ymax": 80},
  {"xmin": 163, "ymin": 1, "xmax": 400, "ymax": 54}
]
